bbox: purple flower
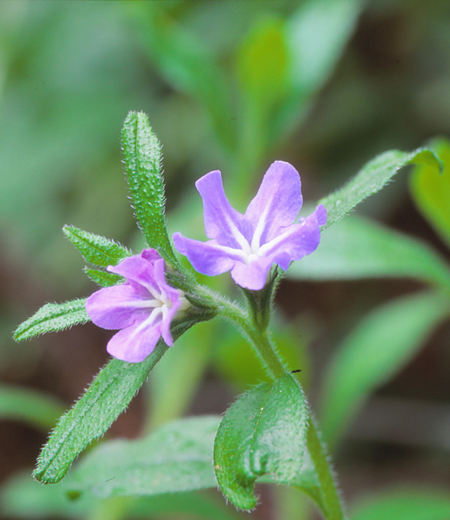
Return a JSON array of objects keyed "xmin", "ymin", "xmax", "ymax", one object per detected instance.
[
  {"xmin": 173, "ymin": 161, "xmax": 326, "ymax": 291},
  {"xmin": 86, "ymin": 249, "xmax": 188, "ymax": 363}
]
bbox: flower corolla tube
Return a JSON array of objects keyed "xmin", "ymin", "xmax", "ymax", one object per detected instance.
[
  {"xmin": 173, "ymin": 161, "xmax": 326, "ymax": 291},
  {"xmin": 86, "ymin": 249, "xmax": 188, "ymax": 363}
]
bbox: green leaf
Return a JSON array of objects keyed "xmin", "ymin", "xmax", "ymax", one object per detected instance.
[
  {"xmin": 0, "ymin": 471, "xmax": 95, "ymax": 520},
  {"xmin": 121, "ymin": 111, "xmax": 177, "ymax": 265},
  {"xmin": 320, "ymin": 148, "xmax": 442, "ymax": 229},
  {"xmin": 0, "ymin": 386, "xmax": 65, "ymax": 431},
  {"xmin": 84, "ymin": 267, "xmax": 124, "ymax": 287},
  {"xmin": 14, "ymin": 299, "xmax": 89, "ymax": 342},
  {"xmin": 351, "ymin": 487, "xmax": 450, "ymax": 520},
  {"xmin": 320, "ymin": 291, "xmax": 450, "ymax": 447},
  {"xmin": 125, "ymin": 6, "xmax": 236, "ymax": 153},
  {"xmin": 34, "ymin": 342, "xmax": 168, "ymax": 484},
  {"xmin": 274, "ymin": 0, "xmax": 362, "ymax": 141},
  {"xmin": 410, "ymin": 138, "xmax": 450, "ymax": 248},
  {"xmin": 63, "ymin": 225, "xmax": 130, "ymax": 267},
  {"xmin": 214, "ymin": 374, "xmax": 309, "ymax": 510},
  {"xmin": 65, "ymin": 416, "xmax": 220, "ymax": 498},
  {"xmin": 287, "ymin": 214, "xmax": 450, "ymax": 293},
  {"xmin": 237, "ymin": 18, "xmax": 289, "ymax": 115}
]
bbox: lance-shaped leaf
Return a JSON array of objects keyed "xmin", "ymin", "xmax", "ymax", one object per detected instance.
[
  {"xmin": 14, "ymin": 299, "xmax": 89, "ymax": 342},
  {"xmin": 84, "ymin": 267, "xmax": 123, "ymax": 288},
  {"xmin": 320, "ymin": 290, "xmax": 450, "ymax": 447},
  {"xmin": 63, "ymin": 225, "xmax": 130, "ymax": 267},
  {"xmin": 0, "ymin": 386, "xmax": 65, "ymax": 431},
  {"xmin": 320, "ymin": 148, "xmax": 442, "ymax": 229},
  {"xmin": 214, "ymin": 374, "xmax": 312, "ymax": 511},
  {"xmin": 65, "ymin": 416, "xmax": 220, "ymax": 498},
  {"xmin": 121, "ymin": 111, "xmax": 177, "ymax": 265},
  {"xmin": 34, "ymin": 342, "xmax": 168, "ymax": 484},
  {"xmin": 288, "ymin": 214, "xmax": 450, "ymax": 293}
]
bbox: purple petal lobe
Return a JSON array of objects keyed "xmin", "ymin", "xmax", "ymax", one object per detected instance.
[
  {"xmin": 85, "ymin": 248, "xmax": 186, "ymax": 363},
  {"xmin": 173, "ymin": 233, "xmax": 238, "ymax": 276},
  {"xmin": 106, "ymin": 321, "xmax": 161, "ymax": 363},
  {"xmin": 195, "ymin": 171, "xmax": 247, "ymax": 249},
  {"xmin": 230, "ymin": 256, "xmax": 274, "ymax": 291},
  {"xmin": 244, "ymin": 161, "xmax": 303, "ymax": 245}
]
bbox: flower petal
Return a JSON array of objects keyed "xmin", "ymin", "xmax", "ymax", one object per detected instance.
[
  {"xmin": 86, "ymin": 284, "xmax": 150, "ymax": 330},
  {"xmin": 230, "ymin": 256, "xmax": 275, "ymax": 291},
  {"xmin": 173, "ymin": 233, "xmax": 240, "ymax": 276},
  {"xmin": 108, "ymin": 250, "xmax": 161, "ymax": 297},
  {"xmin": 196, "ymin": 171, "xmax": 248, "ymax": 249},
  {"xmin": 106, "ymin": 319, "xmax": 162, "ymax": 363},
  {"xmin": 259, "ymin": 204, "xmax": 326, "ymax": 266},
  {"xmin": 244, "ymin": 161, "xmax": 303, "ymax": 247}
]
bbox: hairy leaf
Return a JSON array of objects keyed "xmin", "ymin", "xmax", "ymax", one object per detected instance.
[
  {"xmin": 34, "ymin": 342, "xmax": 168, "ymax": 484},
  {"xmin": 63, "ymin": 226, "xmax": 130, "ymax": 267},
  {"xmin": 320, "ymin": 148, "xmax": 442, "ymax": 229},
  {"xmin": 214, "ymin": 374, "xmax": 311, "ymax": 510},
  {"xmin": 288, "ymin": 214, "xmax": 450, "ymax": 293},
  {"xmin": 84, "ymin": 267, "xmax": 124, "ymax": 287},
  {"xmin": 66, "ymin": 416, "xmax": 220, "ymax": 497},
  {"xmin": 14, "ymin": 299, "xmax": 89, "ymax": 342},
  {"xmin": 121, "ymin": 111, "xmax": 176, "ymax": 264}
]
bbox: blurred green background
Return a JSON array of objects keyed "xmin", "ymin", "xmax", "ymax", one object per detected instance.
[{"xmin": 1, "ymin": 1, "xmax": 450, "ymax": 519}]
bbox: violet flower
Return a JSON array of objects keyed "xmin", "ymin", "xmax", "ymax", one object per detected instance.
[
  {"xmin": 86, "ymin": 249, "xmax": 188, "ymax": 363},
  {"xmin": 173, "ymin": 161, "xmax": 326, "ymax": 291}
]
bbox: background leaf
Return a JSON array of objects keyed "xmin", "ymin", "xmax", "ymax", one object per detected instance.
[
  {"xmin": 214, "ymin": 374, "xmax": 309, "ymax": 510},
  {"xmin": 65, "ymin": 416, "xmax": 220, "ymax": 498},
  {"xmin": 0, "ymin": 385, "xmax": 65, "ymax": 431},
  {"xmin": 319, "ymin": 291, "xmax": 450, "ymax": 447},
  {"xmin": 121, "ymin": 111, "xmax": 176, "ymax": 264},
  {"xmin": 320, "ymin": 148, "xmax": 442, "ymax": 229},
  {"xmin": 287, "ymin": 214, "xmax": 450, "ymax": 293},
  {"xmin": 410, "ymin": 138, "xmax": 450, "ymax": 248},
  {"xmin": 34, "ymin": 342, "xmax": 168, "ymax": 484},
  {"xmin": 350, "ymin": 487, "xmax": 450, "ymax": 520},
  {"xmin": 14, "ymin": 299, "xmax": 89, "ymax": 342}
]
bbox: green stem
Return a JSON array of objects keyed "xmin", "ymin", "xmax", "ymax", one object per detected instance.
[
  {"xmin": 199, "ymin": 286, "xmax": 346, "ymax": 520},
  {"xmin": 307, "ymin": 418, "xmax": 346, "ymax": 520}
]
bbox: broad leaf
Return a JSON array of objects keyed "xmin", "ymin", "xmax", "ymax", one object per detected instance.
[
  {"xmin": 320, "ymin": 291, "xmax": 450, "ymax": 447},
  {"xmin": 287, "ymin": 214, "xmax": 450, "ymax": 293},
  {"xmin": 63, "ymin": 226, "xmax": 130, "ymax": 267},
  {"xmin": 410, "ymin": 138, "xmax": 450, "ymax": 248},
  {"xmin": 0, "ymin": 386, "xmax": 65, "ymax": 431},
  {"xmin": 121, "ymin": 112, "xmax": 177, "ymax": 265},
  {"xmin": 66, "ymin": 416, "xmax": 220, "ymax": 498},
  {"xmin": 14, "ymin": 299, "xmax": 89, "ymax": 342},
  {"xmin": 351, "ymin": 487, "xmax": 450, "ymax": 520},
  {"xmin": 214, "ymin": 374, "xmax": 310, "ymax": 510},
  {"xmin": 320, "ymin": 148, "xmax": 442, "ymax": 229},
  {"xmin": 34, "ymin": 342, "xmax": 168, "ymax": 484}
]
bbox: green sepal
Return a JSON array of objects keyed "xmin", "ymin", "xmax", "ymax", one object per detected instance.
[
  {"xmin": 33, "ymin": 342, "xmax": 169, "ymax": 484},
  {"xmin": 214, "ymin": 374, "xmax": 309, "ymax": 510},
  {"xmin": 84, "ymin": 267, "xmax": 124, "ymax": 287},
  {"xmin": 14, "ymin": 299, "xmax": 89, "ymax": 342},
  {"xmin": 320, "ymin": 148, "xmax": 442, "ymax": 229},
  {"xmin": 63, "ymin": 226, "xmax": 131, "ymax": 267},
  {"xmin": 121, "ymin": 111, "xmax": 177, "ymax": 265}
]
